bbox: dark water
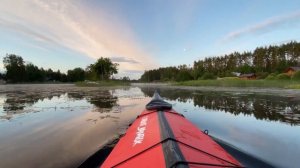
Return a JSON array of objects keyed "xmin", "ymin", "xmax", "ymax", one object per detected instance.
[{"xmin": 0, "ymin": 84, "xmax": 300, "ymax": 168}]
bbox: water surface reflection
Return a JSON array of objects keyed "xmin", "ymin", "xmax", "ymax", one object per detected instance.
[
  {"xmin": 141, "ymin": 88, "xmax": 300, "ymax": 125},
  {"xmin": 1, "ymin": 85, "xmax": 300, "ymax": 168},
  {"xmin": 0, "ymin": 84, "xmax": 150, "ymax": 168}
]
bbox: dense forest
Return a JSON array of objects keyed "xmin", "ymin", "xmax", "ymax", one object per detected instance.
[
  {"xmin": 1, "ymin": 54, "xmax": 122, "ymax": 83},
  {"xmin": 140, "ymin": 41, "xmax": 300, "ymax": 82}
]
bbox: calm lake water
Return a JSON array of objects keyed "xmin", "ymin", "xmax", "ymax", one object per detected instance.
[{"xmin": 0, "ymin": 84, "xmax": 300, "ymax": 168}]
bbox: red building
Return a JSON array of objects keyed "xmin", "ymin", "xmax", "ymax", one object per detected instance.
[{"xmin": 284, "ymin": 67, "xmax": 300, "ymax": 76}]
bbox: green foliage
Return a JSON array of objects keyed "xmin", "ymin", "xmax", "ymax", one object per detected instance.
[
  {"xmin": 25, "ymin": 63, "xmax": 45, "ymax": 82},
  {"xmin": 87, "ymin": 57, "xmax": 118, "ymax": 80},
  {"xmin": 0, "ymin": 72, "xmax": 5, "ymax": 80},
  {"xmin": 236, "ymin": 64, "xmax": 255, "ymax": 74},
  {"xmin": 121, "ymin": 76, "xmax": 130, "ymax": 81},
  {"xmin": 44, "ymin": 68, "xmax": 65, "ymax": 82},
  {"xmin": 219, "ymin": 77, "xmax": 239, "ymax": 80},
  {"xmin": 200, "ymin": 72, "xmax": 216, "ymax": 80},
  {"xmin": 67, "ymin": 68, "xmax": 85, "ymax": 82},
  {"xmin": 84, "ymin": 70, "xmax": 98, "ymax": 81},
  {"xmin": 3, "ymin": 54, "xmax": 26, "ymax": 82},
  {"xmin": 276, "ymin": 73, "xmax": 290, "ymax": 80},
  {"xmin": 140, "ymin": 67, "xmax": 179, "ymax": 82},
  {"xmin": 223, "ymin": 71, "xmax": 235, "ymax": 77},
  {"xmin": 175, "ymin": 79, "xmax": 300, "ymax": 88},
  {"xmin": 286, "ymin": 84, "xmax": 300, "ymax": 89},
  {"xmin": 256, "ymin": 72, "xmax": 269, "ymax": 79},
  {"xmin": 292, "ymin": 71, "xmax": 300, "ymax": 81},
  {"xmin": 176, "ymin": 70, "xmax": 193, "ymax": 81},
  {"xmin": 265, "ymin": 73, "xmax": 276, "ymax": 80},
  {"xmin": 2, "ymin": 54, "xmax": 119, "ymax": 83},
  {"xmin": 141, "ymin": 41, "xmax": 300, "ymax": 82},
  {"xmin": 76, "ymin": 80, "xmax": 130, "ymax": 87}
]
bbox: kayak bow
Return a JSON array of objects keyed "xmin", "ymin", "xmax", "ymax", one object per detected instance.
[{"xmin": 101, "ymin": 91, "xmax": 243, "ymax": 168}]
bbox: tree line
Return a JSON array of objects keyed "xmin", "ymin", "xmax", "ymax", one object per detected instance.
[
  {"xmin": 140, "ymin": 41, "xmax": 300, "ymax": 82},
  {"xmin": 1, "ymin": 54, "xmax": 120, "ymax": 83}
]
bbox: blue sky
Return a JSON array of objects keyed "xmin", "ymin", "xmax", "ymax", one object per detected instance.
[{"xmin": 1, "ymin": 0, "xmax": 300, "ymax": 79}]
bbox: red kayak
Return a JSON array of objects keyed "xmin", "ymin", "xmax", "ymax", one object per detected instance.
[{"xmin": 101, "ymin": 91, "xmax": 243, "ymax": 168}]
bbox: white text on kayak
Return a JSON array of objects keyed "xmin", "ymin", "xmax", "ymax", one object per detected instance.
[{"xmin": 133, "ymin": 117, "xmax": 148, "ymax": 146}]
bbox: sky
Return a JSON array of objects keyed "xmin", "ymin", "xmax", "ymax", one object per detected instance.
[{"xmin": 1, "ymin": 0, "xmax": 300, "ymax": 79}]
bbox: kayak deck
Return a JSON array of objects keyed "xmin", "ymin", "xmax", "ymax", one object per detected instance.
[
  {"xmin": 101, "ymin": 92, "xmax": 243, "ymax": 168},
  {"xmin": 101, "ymin": 109, "xmax": 242, "ymax": 167}
]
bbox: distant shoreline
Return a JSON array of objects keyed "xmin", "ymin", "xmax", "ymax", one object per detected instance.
[
  {"xmin": 1, "ymin": 82, "xmax": 300, "ymax": 96},
  {"xmin": 132, "ymin": 83, "xmax": 300, "ymax": 96}
]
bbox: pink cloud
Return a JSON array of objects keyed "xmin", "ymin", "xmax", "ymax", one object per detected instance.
[
  {"xmin": 0, "ymin": 0, "xmax": 157, "ymax": 76},
  {"xmin": 221, "ymin": 11, "xmax": 300, "ymax": 43}
]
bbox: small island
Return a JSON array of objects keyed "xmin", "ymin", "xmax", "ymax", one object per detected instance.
[{"xmin": 0, "ymin": 54, "xmax": 130, "ymax": 86}]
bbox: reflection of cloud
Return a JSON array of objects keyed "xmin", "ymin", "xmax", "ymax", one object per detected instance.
[
  {"xmin": 224, "ymin": 124, "xmax": 298, "ymax": 168},
  {"xmin": 0, "ymin": 0, "xmax": 157, "ymax": 75},
  {"xmin": 221, "ymin": 11, "xmax": 300, "ymax": 43},
  {"xmin": 111, "ymin": 56, "xmax": 139, "ymax": 64}
]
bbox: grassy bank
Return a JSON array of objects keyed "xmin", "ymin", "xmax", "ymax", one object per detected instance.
[
  {"xmin": 175, "ymin": 79, "xmax": 300, "ymax": 89},
  {"xmin": 76, "ymin": 80, "xmax": 130, "ymax": 87}
]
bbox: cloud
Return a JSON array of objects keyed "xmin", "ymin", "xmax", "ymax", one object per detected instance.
[
  {"xmin": 113, "ymin": 70, "xmax": 144, "ymax": 80},
  {"xmin": 111, "ymin": 56, "xmax": 139, "ymax": 64},
  {"xmin": 270, "ymin": 38, "xmax": 300, "ymax": 46},
  {"xmin": 124, "ymin": 70, "xmax": 144, "ymax": 74},
  {"xmin": 221, "ymin": 11, "xmax": 300, "ymax": 43},
  {"xmin": 0, "ymin": 17, "xmax": 60, "ymax": 45},
  {"xmin": 0, "ymin": 0, "xmax": 157, "ymax": 78}
]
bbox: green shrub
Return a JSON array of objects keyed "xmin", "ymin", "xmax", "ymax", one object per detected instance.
[
  {"xmin": 276, "ymin": 73, "xmax": 290, "ymax": 80},
  {"xmin": 200, "ymin": 72, "xmax": 216, "ymax": 80},
  {"xmin": 220, "ymin": 77, "xmax": 239, "ymax": 80},
  {"xmin": 224, "ymin": 71, "xmax": 235, "ymax": 77},
  {"xmin": 176, "ymin": 71, "xmax": 193, "ymax": 81},
  {"xmin": 256, "ymin": 72, "xmax": 269, "ymax": 79},
  {"xmin": 265, "ymin": 73, "xmax": 276, "ymax": 80},
  {"xmin": 292, "ymin": 71, "xmax": 300, "ymax": 81},
  {"xmin": 286, "ymin": 84, "xmax": 300, "ymax": 89}
]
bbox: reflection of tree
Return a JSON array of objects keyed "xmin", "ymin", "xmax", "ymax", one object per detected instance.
[
  {"xmin": 67, "ymin": 90, "xmax": 118, "ymax": 113},
  {"xmin": 68, "ymin": 90, "xmax": 119, "ymax": 123},
  {"xmin": 141, "ymin": 87, "xmax": 192, "ymax": 102},
  {"xmin": 1, "ymin": 89, "xmax": 118, "ymax": 120},
  {"xmin": 1, "ymin": 92, "xmax": 56, "ymax": 120},
  {"xmin": 140, "ymin": 87, "xmax": 300, "ymax": 125},
  {"xmin": 89, "ymin": 96, "xmax": 117, "ymax": 109},
  {"xmin": 67, "ymin": 92, "xmax": 85, "ymax": 100},
  {"xmin": 3, "ymin": 93, "xmax": 54, "ymax": 111}
]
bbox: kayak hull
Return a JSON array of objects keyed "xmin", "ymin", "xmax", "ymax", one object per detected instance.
[{"xmin": 101, "ymin": 108, "xmax": 242, "ymax": 168}]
